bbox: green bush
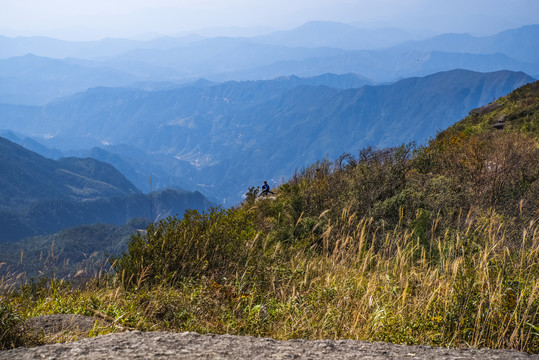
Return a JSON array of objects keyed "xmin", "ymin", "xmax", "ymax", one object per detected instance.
[{"xmin": 113, "ymin": 206, "xmax": 259, "ymax": 287}]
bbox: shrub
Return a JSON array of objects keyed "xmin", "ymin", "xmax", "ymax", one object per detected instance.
[{"xmin": 113, "ymin": 206, "xmax": 259, "ymax": 287}]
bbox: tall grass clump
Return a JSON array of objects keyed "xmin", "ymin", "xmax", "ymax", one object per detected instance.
[
  {"xmin": 0, "ymin": 299, "xmax": 25, "ymax": 350},
  {"xmin": 0, "ymin": 269, "xmax": 28, "ymax": 350}
]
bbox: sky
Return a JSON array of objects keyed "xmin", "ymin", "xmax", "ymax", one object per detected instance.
[{"xmin": 1, "ymin": 0, "xmax": 539, "ymax": 40}]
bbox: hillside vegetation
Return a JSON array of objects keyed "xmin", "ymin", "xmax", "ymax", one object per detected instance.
[{"xmin": 1, "ymin": 82, "xmax": 538, "ymax": 352}]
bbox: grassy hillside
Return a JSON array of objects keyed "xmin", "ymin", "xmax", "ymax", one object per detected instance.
[{"xmin": 1, "ymin": 82, "xmax": 538, "ymax": 352}]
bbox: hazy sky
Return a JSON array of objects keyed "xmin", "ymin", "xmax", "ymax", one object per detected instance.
[{"xmin": 1, "ymin": 0, "xmax": 538, "ymax": 40}]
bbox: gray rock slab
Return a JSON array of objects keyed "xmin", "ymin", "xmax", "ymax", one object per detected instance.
[{"xmin": 1, "ymin": 331, "xmax": 538, "ymax": 359}]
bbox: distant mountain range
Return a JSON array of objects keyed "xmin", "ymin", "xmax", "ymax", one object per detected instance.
[
  {"xmin": 392, "ymin": 25, "xmax": 539, "ymax": 63},
  {"xmin": 1, "ymin": 69, "xmax": 534, "ymax": 204},
  {"xmin": 2, "ymin": 22, "xmax": 537, "ymax": 61},
  {"xmin": 0, "ymin": 34, "xmax": 203, "ymax": 60},
  {"xmin": 1, "ymin": 23, "xmax": 538, "ymax": 105},
  {"xmin": 0, "ymin": 21, "xmax": 424, "ymax": 60},
  {"xmin": 251, "ymin": 21, "xmax": 421, "ymax": 50},
  {"xmin": 0, "ymin": 54, "xmax": 138, "ymax": 105},
  {"xmin": 0, "ymin": 137, "xmax": 212, "ymax": 242}
]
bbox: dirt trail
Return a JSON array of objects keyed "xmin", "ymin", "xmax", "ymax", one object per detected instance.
[{"xmin": 2, "ymin": 330, "xmax": 538, "ymax": 359}]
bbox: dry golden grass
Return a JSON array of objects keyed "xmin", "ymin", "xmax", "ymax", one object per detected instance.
[{"xmin": 1, "ymin": 211, "xmax": 537, "ymax": 353}]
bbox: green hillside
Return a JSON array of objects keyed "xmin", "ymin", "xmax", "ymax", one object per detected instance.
[
  {"xmin": 1, "ymin": 82, "xmax": 538, "ymax": 352},
  {"xmin": 0, "ymin": 137, "xmax": 140, "ymax": 209},
  {"xmin": 0, "ymin": 137, "xmax": 213, "ymax": 242}
]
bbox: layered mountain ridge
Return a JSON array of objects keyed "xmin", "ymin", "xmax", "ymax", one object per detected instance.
[
  {"xmin": 1, "ymin": 23, "xmax": 538, "ymax": 105},
  {"xmin": 2, "ymin": 69, "xmax": 534, "ymax": 204},
  {"xmin": 0, "ymin": 137, "xmax": 212, "ymax": 243}
]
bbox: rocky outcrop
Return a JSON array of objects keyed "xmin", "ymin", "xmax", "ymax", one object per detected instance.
[
  {"xmin": 470, "ymin": 102, "xmax": 501, "ymax": 115},
  {"xmin": 1, "ymin": 330, "xmax": 537, "ymax": 359}
]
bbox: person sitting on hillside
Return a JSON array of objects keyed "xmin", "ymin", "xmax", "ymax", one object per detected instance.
[{"xmin": 260, "ymin": 181, "xmax": 274, "ymax": 196}]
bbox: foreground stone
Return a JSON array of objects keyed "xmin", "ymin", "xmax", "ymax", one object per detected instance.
[{"xmin": 1, "ymin": 331, "xmax": 538, "ymax": 359}]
